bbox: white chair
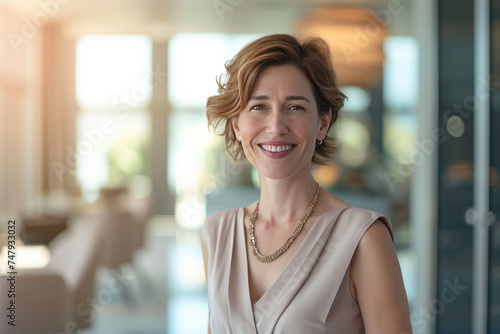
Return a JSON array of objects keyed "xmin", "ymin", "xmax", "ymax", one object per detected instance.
[{"xmin": 45, "ymin": 215, "xmax": 104, "ymax": 329}]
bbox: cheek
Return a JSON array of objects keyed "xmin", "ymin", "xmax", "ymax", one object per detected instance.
[
  {"xmin": 238, "ymin": 117, "xmax": 262, "ymax": 135},
  {"xmin": 295, "ymin": 121, "xmax": 318, "ymax": 139}
]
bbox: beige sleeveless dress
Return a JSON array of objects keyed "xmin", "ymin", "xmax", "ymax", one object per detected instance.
[{"xmin": 201, "ymin": 206, "xmax": 393, "ymax": 334}]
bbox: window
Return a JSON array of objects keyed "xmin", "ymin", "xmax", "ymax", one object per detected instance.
[{"xmin": 75, "ymin": 35, "xmax": 152, "ymax": 201}]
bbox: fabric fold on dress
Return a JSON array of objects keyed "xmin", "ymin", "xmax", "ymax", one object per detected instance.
[
  {"xmin": 227, "ymin": 208, "xmax": 258, "ymax": 334},
  {"xmin": 251, "ymin": 207, "xmax": 351, "ymax": 330},
  {"xmin": 202, "ymin": 206, "xmax": 394, "ymax": 334}
]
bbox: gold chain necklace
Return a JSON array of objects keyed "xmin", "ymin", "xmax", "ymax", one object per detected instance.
[{"xmin": 248, "ymin": 183, "xmax": 321, "ymax": 263}]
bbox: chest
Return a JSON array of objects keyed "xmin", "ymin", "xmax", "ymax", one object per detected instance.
[{"xmin": 243, "ymin": 219, "xmax": 316, "ymax": 304}]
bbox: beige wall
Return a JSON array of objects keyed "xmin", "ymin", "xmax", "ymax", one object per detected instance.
[
  {"xmin": 42, "ymin": 24, "xmax": 79, "ymax": 197},
  {"xmin": 0, "ymin": 5, "xmax": 44, "ymax": 222},
  {"xmin": 0, "ymin": 5, "xmax": 82, "ymax": 225}
]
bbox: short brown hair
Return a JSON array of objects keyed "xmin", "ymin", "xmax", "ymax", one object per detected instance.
[{"xmin": 206, "ymin": 34, "xmax": 346, "ymax": 164}]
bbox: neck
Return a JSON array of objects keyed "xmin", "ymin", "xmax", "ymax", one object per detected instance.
[{"xmin": 257, "ymin": 170, "xmax": 319, "ymax": 226}]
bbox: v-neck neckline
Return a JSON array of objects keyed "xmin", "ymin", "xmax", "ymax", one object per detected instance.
[{"xmin": 238, "ymin": 205, "xmax": 351, "ymax": 309}]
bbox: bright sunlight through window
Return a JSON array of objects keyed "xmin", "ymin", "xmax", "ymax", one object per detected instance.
[
  {"xmin": 75, "ymin": 35, "xmax": 152, "ymax": 201},
  {"xmin": 76, "ymin": 35, "xmax": 152, "ymax": 110}
]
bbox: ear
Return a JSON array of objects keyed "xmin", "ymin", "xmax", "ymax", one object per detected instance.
[
  {"xmin": 318, "ymin": 108, "xmax": 332, "ymax": 138},
  {"xmin": 231, "ymin": 116, "xmax": 240, "ymax": 139}
]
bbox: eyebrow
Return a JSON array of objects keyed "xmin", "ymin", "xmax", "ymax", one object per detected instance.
[{"xmin": 249, "ymin": 95, "xmax": 311, "ymax": 103}]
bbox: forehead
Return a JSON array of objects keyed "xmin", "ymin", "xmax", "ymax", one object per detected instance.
[{"xmin": 250, "ymin": 64, "xmax": 315, "ymax": 98}]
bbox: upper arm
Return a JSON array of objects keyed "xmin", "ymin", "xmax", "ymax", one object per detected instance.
[{"xmin": 350, "ymin": 220, "xmax": 412, "ymax": 334}]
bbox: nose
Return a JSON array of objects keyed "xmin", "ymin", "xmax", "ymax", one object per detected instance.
[{"xmin": 267, "ymin": 109, "xmax": 288, "ymax": 136}]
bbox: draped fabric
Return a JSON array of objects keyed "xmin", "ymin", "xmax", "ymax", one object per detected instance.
[{"xmin": 202, "ymin": 206, "xmax": 393, "ymax": 334}]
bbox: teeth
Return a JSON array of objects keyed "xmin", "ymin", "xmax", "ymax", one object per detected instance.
[{"xmin": 261, "ymin": 145, "xmax": 293, "ymax": 153}]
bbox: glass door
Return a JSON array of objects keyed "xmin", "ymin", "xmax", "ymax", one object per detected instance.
[
  {"xmin": 436, "ymin": 1, "xmax": 474, "ymax": 333},
  {"xmin": 436, "ymin": 0, "xmax": 499, "ymax": 333}
]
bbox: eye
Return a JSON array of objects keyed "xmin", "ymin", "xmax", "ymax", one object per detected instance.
[
  {"xmin": 288, "ymin": 105, "xmax": 305, "ymax": 111},
  {"xmin": 250, "ymin": 104, "xmax": 266, "ymax": 111}
]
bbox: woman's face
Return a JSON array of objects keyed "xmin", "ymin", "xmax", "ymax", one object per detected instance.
[{"xmin": 232, "ymin": 64, "xmax": 331, "ymax": 181}]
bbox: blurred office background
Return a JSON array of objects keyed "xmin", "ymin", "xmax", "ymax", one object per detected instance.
[{"xmin": 0, "ymin": 0, "xmax": 499, "ymax": 333}]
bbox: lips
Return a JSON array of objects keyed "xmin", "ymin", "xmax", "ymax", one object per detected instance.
[
  {"xmin": 257, "ymin": 142, "xmax": 297, "ymax": 158},
  {"xmin": 259, "ymin": 144, "xmax": 294, "ymax": 153}
]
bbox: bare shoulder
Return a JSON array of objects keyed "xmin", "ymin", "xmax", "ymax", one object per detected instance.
[
  {"xmin": 314, "ymin": 189, "xmax": 350, "ymax": 216},
  {"xmin": 242, "ymin": 201, "xmax": 258, "ymax": 227},
  {"xmin": 242, "ymin": 201, "xmax": 257, "ymax": 214},
  {"xmin": 360, "ymin": 219, "xmax": 393, "ymax": 246},
  {"xmin": 350, "ymin": 219, "xmax": 412, "ymax": 333},
  {"xmin": 351, "ymin": 219, "xmax": 397, "ymax": 282}
]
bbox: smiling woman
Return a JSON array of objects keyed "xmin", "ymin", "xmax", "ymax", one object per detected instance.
[
  {"xmin": 232, "ymin": 64, "xmax": 330, "ymax": 181},
  {"xmin": 202, "ymin": 34, "xmax": 412, "ymax": 334},
  {"xmin": 207, "ymin": 34, "xmax": 345, "ymax": 165}
]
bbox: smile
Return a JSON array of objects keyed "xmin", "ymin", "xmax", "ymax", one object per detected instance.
[{"xmin": 259, "ymin": 144, "xmax": 295, "ymax": 153}]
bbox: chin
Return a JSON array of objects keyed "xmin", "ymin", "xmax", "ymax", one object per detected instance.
[{"xmin": 258, "ymin": 165, "xmax": 302, "ymax": 181}]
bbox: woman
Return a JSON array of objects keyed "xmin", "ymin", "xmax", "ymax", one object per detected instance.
[{"xmin": 202, "ymin": 34, "xmax": 412, "ymax": 333}]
